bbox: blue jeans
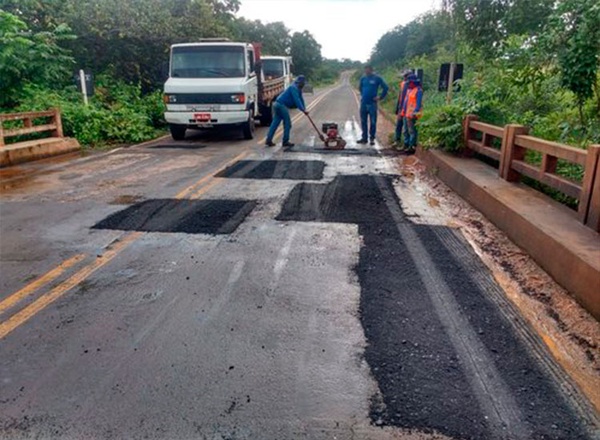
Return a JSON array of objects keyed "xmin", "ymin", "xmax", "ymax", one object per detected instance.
[
  {"xmin": 403, "ymin": 117, "xmax": 418, "ymax": 147},
  {"xmin": 395, "ymin": 116, "xmax": 403, "ymax": 142},
  {"xmin": 360, "ymin": 101, "xmax": 377, "ymax": 141},
  {"xmin": 266, "ymin": 102, "xmax": 291, "ymax": 144}
]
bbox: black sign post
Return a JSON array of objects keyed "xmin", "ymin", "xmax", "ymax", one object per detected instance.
[{"xmin": 438, "ymin": 63, "xmax": 464, "ymax": 101}]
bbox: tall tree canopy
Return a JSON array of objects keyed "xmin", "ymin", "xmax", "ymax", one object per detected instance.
[
  {"xmin": 0, "ymin": 10, "xmax": 74, "ymax": 107},
  {"xmin": 0, "ymin": 0, "xmax": 330, "ymax": 91},
  {"xmin": 370, "ymin": 11, "xmax": 452, "ymax": 65},
  {"xmin": 290, "ymin": 30, "xmax": 322, "ymax": 78}
]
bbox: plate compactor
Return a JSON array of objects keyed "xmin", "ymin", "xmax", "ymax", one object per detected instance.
[{"xmin": 305, "ymin": 114, "xmax": 347, "ymax": 150}]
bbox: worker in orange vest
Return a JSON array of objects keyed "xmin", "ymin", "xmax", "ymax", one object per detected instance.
[
  {"xmin": 400, "ymin": 74, "xmax": 423, "ymax": 155},
  {"xmin": 394, "ymin": 70, "xmax": 412, "ymax": 146}
]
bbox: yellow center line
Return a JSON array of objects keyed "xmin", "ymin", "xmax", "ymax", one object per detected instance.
[
  {"xmin": 0, "ymin": 254, "xmax": 86, "ymax": 315},
  {"xmin": 0, "ymin": 84, "xmax": 337, "ymax": 339},
  {"xmin": 0, "ymin": 233, "xmax": 141, "ymax": 339}
]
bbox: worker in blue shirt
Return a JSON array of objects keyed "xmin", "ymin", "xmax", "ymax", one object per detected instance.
[
  {"xmin": 266, "ymin": 75, "xmax": 308, "ymax": 147},
  {"xmin": 358, "ymin": 65, "xmax": 389, "ymax": 145}
]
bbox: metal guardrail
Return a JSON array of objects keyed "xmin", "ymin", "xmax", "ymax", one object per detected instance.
[
  {"xmin": 0, "ymin": 108, "xmax": 64, "ymax": 146},
  {"xmin": 463, "ymin": 114, "xmax": 600, "ymax": 232}
]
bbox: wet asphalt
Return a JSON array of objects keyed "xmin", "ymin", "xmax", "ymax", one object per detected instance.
[{"xmin": 0, "ymin": 74, "xmax": 598, "ymax": 439}]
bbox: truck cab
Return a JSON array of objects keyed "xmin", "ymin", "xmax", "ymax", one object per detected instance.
[
  {"xmin": 261, "ymin": 56, "xmax": 293, "ymax": 88},
  {"xmin": 163, "ymin": 40, "xmax": 258, "ymax": 140}
]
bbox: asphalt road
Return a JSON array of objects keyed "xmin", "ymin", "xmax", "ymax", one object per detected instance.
[{"xmin": 0, "ymin": 75, "xmax": 598, "ymax": 440}]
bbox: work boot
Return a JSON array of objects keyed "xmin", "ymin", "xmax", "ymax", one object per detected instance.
[
  {"xmin": 265, "ymin": 141, "xmax": 275, "ymax": 147},
  {"xmin": 369, "ymin": 139, "xmax": 376, "ymax": 146},
  {"xmin": 399, "ymin": 146, "xmax": 415, "ymax": 155},
  {"xmin": 357, "ymin": 139, "xmax": 368, "ymax": 144},
  {"xmin": 282, "ymin": 141, "xmax": 295, "ymax": 147}
]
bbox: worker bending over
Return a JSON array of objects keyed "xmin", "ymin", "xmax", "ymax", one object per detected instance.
[
  {"xmin": 358, "ymin": 65, "xmax": 389, "ymax": 146},
  {"xmin": 400, "ymin": 74, "xmax": 423, "ymax": 155},
  {"xmin": 265, "ymin": 75, "xmax": 308, "ymax": 147}
]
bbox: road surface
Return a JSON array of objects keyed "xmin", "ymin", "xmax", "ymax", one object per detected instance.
[{"xmin": 1, "ymin": 75, "xmax": 598, "ymax": 440}]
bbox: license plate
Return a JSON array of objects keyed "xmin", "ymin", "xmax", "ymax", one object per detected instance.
[{"xmin": 194, "ymin": 113, "xmax": 211, "ymax": 122}]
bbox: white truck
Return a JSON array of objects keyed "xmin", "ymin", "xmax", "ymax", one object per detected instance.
[
  {"xmin": 163, "ymin": 39, "xmax": 292, "ymax": 141},
  {"xmin": 261, "ymin": 56, "xmax": 293, "ymax": 88}
]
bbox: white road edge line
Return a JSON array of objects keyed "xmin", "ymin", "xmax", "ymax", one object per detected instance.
[{"xmin": 374, "ymin": 176, "xmax": 529, "ymax": 440}]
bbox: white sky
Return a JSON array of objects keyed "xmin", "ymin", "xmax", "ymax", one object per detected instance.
[{"xmin": 237, "ymin": 0, "xmax": 440, "ymax": 62}]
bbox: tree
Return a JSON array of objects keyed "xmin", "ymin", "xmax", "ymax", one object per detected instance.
[
  {"xmin": 444, "ymin": 0, "xmax": 552, "ymax": 56},
  {"xmin": 370, "ymin": 25, "xmax": 409, "ymax": 66},
  {"xmin": 290, "ymin": 30, "xmax": 322, "ymax": 79},
  {"xmin": 0, "ymin": 10, "xmax": 74, "ymax": 107},
  {"xmin": 546, "ymin": 0, "xmax": 600, "ymax": 124},
  {"xmin": 235, "ymin": 19, "xmax": 291, "ymax": 55},
  {"xmin": 369, "ymin": 12, "xmax": 452, "ymax": 65}
]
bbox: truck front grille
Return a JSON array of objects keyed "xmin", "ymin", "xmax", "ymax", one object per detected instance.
[{"xmin": 172, "ymin": 93, "xmax": 235, "ymax": 104}]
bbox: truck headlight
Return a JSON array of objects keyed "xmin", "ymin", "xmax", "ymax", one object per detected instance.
[
  {"xmin": 163, "ymin": 94, "xmax": 177, "ymax": 104},
  {"xmin": 231, "ymin": 94, "xmax": 246, "ymax": 104}
]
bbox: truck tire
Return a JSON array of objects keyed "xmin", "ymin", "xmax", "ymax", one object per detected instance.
[
  {"xmin": 259, "ymin": 103, "xmax": 273, "ymax": 126},
  {"xmin": 170, "ymin": 124, "xmax": 186, "ymax": 141},
  {"xmin": 242, "ymin": 110, "xmax": 255, "ymax": 140}
]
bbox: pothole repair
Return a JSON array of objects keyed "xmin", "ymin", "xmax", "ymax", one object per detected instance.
[
  {"xmin": 93, "ymin": 199, "xmax": 256, "ymax": 234},
  {"xmin": 216, "ymin": 160, "xmax": 325, "ymax": 180},
  {"xmin": 277, "ymin": 174, "xmax": 592, "ymax": 440}
]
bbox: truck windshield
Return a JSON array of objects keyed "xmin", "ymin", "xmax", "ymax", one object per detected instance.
[
  {"xmin": 171, "ymin": 46, "xmax": 245, "ymax": 78},
  {"xmin": 262, "ymin": 59, "xmax": 285, "ymax": 79}
]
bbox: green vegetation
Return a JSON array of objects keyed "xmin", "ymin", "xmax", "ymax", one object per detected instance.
[
  {"xmin": 368, "ymin": 0, "xmax": 600, "ymax": 153},
  {"xmin": 0, "ymin": 0, "xmax": 348, "ymax": 147}
]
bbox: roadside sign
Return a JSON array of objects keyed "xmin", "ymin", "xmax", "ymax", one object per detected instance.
[{"xmin": 438, "ymin": 63, "xmax": 463, "ymax": 92}]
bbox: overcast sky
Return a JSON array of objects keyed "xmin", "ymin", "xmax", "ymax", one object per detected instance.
[{"xmin": 237, "ymin": 0, "xmax": 440, "ymax": 62}]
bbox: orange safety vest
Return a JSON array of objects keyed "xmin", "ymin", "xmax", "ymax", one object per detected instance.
[{"xmin": 404, "ymin": 87, "xmax": 422, "ymax": 119}]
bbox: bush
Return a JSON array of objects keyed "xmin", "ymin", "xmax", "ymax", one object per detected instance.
[
  {"xmin": 419, "ymin": 103, "xmax": 468, "ymax": 152},
  {"xmin": 16, "ymin": 81, "xmax": 165, "ymax": 147}
]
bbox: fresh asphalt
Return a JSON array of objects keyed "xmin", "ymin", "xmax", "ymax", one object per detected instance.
[{"xmin": 0, "ymin": 74, "xmax": 598, "ymax": 439}]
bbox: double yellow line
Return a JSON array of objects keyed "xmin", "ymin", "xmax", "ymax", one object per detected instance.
[{"xmin": 0, "ymin": 86, "xmax": 336, "ymax": 340}]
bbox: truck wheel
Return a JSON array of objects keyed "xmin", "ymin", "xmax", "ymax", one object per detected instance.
[
  {"xmin": 170, "ymin": 124, "xmax": 186, "ymax": 141},
  {"xmin": 259, "ymin": 104, "xmax": 273, "ymax": 126},
  {"xmin": 242, "ymin": 111, "xmax": 255, "ymax": 140}
]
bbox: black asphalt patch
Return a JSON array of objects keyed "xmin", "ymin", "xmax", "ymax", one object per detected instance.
[
  {"xmin": 277, "ymin": 175, "xmax": 592, "ymax": 440},
  {"xmin": 93, "ymin": 199, "xmax": 256, "ymax": 234},
  {"xmin": 216, "ymin": 160, "xmax": 325, "ymax": 180}
]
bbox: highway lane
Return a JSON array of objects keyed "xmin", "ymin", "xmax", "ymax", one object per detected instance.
[{"xmin": 0, "ymin": 75, "xmax": 598, "ymax": 439}]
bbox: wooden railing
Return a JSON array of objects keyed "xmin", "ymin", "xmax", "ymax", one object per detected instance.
[
  {"xmin": 0, "ymin": 108, "xmax": 64, "ymax": 146},
  {"xmin": 464, "ymin": 115, "xmax": 600, "ymax": 232}
]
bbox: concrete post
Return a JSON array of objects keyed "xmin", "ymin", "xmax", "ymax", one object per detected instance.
[
  {"xmin": 580, "ymin": 145, "xmax": 600, "ymax": 231},
  {"xmin": 500, "ymin": 124, "xmax": 529, "ymax": 181},
  {"xmin": 52, "ymin": 108, "xmax": 64, "ymax": 138},
  {"xmin": 463, "ymin": 114, "xmax": 478, "ymax": 154}
]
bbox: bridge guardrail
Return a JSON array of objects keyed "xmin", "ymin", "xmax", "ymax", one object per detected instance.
[
  {"xmin": 463, "ymin": 115, "xmax": 600, "ymax": 232},
  {"xmin": 0, "ymin": 108, "xmax": 64, "ymax": 146}
]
